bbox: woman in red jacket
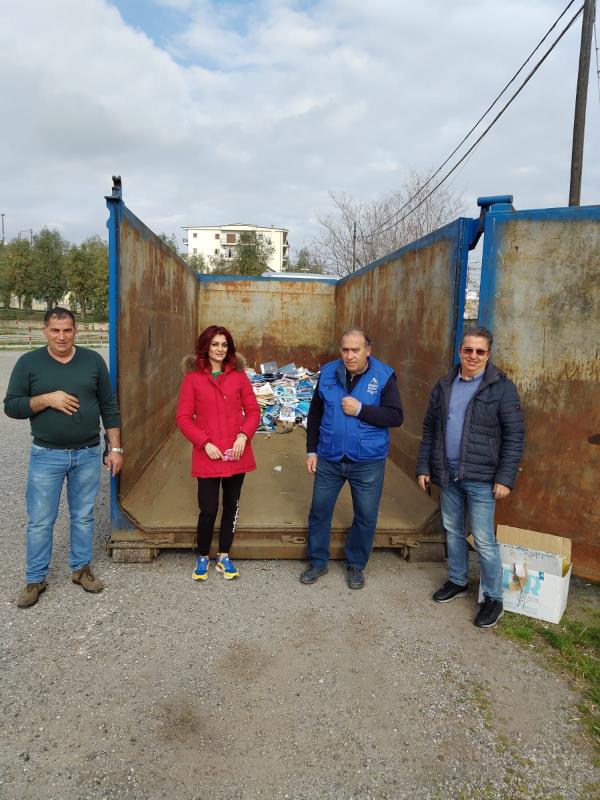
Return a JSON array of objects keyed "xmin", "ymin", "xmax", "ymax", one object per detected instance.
[{"xmin": 176, "ymin": 325, "xmax": 260, "ymax": 581}]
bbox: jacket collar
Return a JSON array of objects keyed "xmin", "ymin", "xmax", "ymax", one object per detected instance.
[{"xmin": 440, "ymin": 362, "xmax": 501, "ymax": 389}]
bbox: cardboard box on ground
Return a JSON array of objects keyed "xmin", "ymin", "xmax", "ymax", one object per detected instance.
[{"xmin": 476, "ymin": 525, "xmax": 573, "ymax": 624}]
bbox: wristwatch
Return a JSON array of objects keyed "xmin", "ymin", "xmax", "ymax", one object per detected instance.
[{"xmin": 110, "ymin": 447, "xmax": 124, "ymax": 454}]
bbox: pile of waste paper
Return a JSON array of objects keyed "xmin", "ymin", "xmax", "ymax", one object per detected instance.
[{"xmin": 246, "ymin": 361, "xmax": 319, "ymax": 432}]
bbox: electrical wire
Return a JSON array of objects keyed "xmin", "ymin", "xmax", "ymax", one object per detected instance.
[
  {"xmin": 371, "ymin": 3, "xmax": 585, "ymax": 239},
  {"xmin": 594, "ymin": 3, "xmax": 600, "ymax": 104}
]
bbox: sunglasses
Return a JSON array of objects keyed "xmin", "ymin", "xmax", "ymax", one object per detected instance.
[{"xmin": 461, "ymin": 347, "xmax": 489, "ymax": 356}]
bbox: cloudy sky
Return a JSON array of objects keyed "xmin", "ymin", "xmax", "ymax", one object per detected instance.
[{"xmin": 1, "ymin": 0, "xmax": 599, "ymax": 253}]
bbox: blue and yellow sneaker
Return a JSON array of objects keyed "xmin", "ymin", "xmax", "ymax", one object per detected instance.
[
  {"xmin": 192, "ymin": 555, "xmax": 210, "ymax": 581},
  {"xmin": 215, "ymin": 555, "xmax": 239, "ymax": 580}
]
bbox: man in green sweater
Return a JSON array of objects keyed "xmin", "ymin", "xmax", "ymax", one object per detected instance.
[{"xmin": 4, "ymin": 307, "xmax": 123, "ymax": 608}]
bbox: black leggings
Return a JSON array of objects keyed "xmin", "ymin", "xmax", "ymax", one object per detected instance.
[{"xmin": 196, "ymin": 474, "xmax": 245, "ymax": 556}]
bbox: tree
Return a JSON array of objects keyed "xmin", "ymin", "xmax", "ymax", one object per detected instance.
[
  {"xmin": 158, "ymin": 232, "xmax": 180, "ymax": 254},
  {"xmin": 182, "ymin": 253, "xmax": 208, "ymax": 273},
  {"xmin": 313, "ymin": 170, "xmax": 464, "ymax": 276},
  {"xmin": 0, "ymin": 244, "xmax": 11, "ymax": 308},
  {"xmin": 229, "ymin": 231, "xmax": 275, "ymax": 276},
  {"xmin": 286, "ymin": 246, "xmax": 324, "ymax": 274},
  {"xmin": 208, "ymin": 253, "xmax": 231, "ymax": 274},
  {"xmin": 92, "ymin": 238, "xmax": 109, "ymax": 319},
  {"xmin": 66, "ymin": 235, "xmax": 107, "ymax": 319},
  {"xmin": 32, "ymin": 227, "xmax": 68, "ymax": 308},
  {"xmin": 1, "ymin": 238, "xmax": 35, "ymax": 310}
]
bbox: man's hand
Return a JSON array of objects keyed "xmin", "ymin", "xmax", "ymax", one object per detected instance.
[
  {"xmin": 341, "ymin": 396, "xmax": 361, "ymax": 416},
  {"xmin": 105, "ymin": 451, "xmax": 123, "ymax": 476},
  {"xmin": 417, "ymin": 474, "xmax": 431, "ymax": 492},
  {"xmin": 306, "ymin": 454, "xmax": 317, "ymax": 475},
  {"xmin": 204, "ymin": 442, "xmax": 223, "ymax": 460},
  {"xmin": 493, "ymin": 482, "xmax": 511, "ymax": 499},
  {"xmin": 31, "ymin": 391, "xmax": 79, "ymax": 416}
]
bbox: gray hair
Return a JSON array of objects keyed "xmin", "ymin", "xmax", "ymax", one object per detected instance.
[
  {"xmin": 339, "ymin": 328, "xmax": 372, "ymax": 347},
  {"xmin": 460, "ymin": 326, "xmax": 493, "ymax": 349}
]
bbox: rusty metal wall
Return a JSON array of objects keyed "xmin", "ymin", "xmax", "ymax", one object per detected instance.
[
  {"xmin": 335, "ymin": 221, "xmax": 470, "ymax": 476},
  {"xmin": 479, "ymin": 206, "xmax": 600, "ymax": 580},
  {"xmin": 197, "ymin": 276, "xmax": 338, "ymax": 371},
  {"xmin": 118, "ymin": 208, "xmax": 197, "ymax": 497}
]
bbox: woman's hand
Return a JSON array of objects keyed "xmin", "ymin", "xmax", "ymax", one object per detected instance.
[
  {"xmin": 232, "ymin": 433, "xmax": 247, "ymax": 460},
  {"xmin": 204, "ymin": 442, "xmax": 224, "ymax": 460}
]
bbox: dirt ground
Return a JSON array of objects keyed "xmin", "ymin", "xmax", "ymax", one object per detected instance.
[{"xmin": 0, "ymin": 350, "xmax": 598, "ymax": 800}]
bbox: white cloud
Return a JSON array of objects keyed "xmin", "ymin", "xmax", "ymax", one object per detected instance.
[{"xmin": 0, "ymin": 0, "xmax": 598, "ymax": 252}]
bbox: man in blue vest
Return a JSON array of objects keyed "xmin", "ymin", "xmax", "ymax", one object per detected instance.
[{"xmin": 300, "ymin": 329, "xmax": 403, "ymax": 589}]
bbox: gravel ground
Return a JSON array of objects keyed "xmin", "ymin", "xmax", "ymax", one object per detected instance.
[{"xmin": 0, "ymin": 349, "xmax": 598, "ymax": 800}]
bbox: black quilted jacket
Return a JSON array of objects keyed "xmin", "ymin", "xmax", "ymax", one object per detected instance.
[{"xmin": 416, "ymin": 363, "xmax": 525, "ymax": 489}]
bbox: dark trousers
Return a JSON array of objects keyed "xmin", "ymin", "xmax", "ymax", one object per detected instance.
[{"xmin": 196, "ymin": 474, "xmax": 245, "ymax": 555}]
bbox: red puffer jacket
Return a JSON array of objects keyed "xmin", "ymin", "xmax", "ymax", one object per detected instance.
[{"xmin": 176, "ymin": 357, "xmax": 261, "ymax": 478}]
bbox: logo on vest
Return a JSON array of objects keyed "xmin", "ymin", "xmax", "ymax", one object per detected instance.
[{"xmin": 367, "ymin": 378, "xmax": 379, "ymax": 395}]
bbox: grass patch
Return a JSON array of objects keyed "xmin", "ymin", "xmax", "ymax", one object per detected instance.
[{"xmin": 498, "ymin": 582, "xmax": 600, "ymax": 756}]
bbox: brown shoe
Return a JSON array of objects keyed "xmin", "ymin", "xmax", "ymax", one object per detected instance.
[
  {"xmin": 72, "ymin": 565, "xmax": 104, "ymax": 593},
  {"xmin": 17, "ymin": 581, "xmax": 47, "ymax": 608}
]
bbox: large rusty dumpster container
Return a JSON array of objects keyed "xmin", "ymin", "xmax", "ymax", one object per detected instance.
[
  {"xmin": 105, "ymin": 180, "xmax": 600, "ymax": 580},
  {"xmin": 104, "ymin": 179, "xmax": 476, "ymax": 563}
]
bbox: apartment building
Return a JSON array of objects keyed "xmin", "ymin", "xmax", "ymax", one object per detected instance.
[{"xmin": 183, "ymin": 223, "xmax": 289, "ymax": 272}]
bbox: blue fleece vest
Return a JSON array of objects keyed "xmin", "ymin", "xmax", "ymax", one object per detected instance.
[{"xmin": 317, "ymin": 356, "xmax": 394, "ymax": 462}]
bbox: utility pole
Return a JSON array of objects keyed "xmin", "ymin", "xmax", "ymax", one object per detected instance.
[
  {"xmin": 1, "ymin": 213, "xmax": 5, "ymax": 246},
  {"xmin": 352, "ymin": 221, "xmax": 357, "ymax": 272},
  {"xmin": 569, "ymin": 0, "xmax": 595, "ymax": 206}
]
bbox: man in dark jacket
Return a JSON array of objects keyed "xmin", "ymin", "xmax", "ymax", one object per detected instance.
[
  {"xmin": 416, "ymin": 326, "xmax": 524, "ymax": 628},
  {"xmin": 300, "ymin": 329, "xmax": 403, "ymax": 589}
]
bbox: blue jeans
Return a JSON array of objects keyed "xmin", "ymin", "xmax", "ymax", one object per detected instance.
[
  {"xmin": 25, "ymin": 445, "xmax": 101, "ymax": 583},
  {"xmin": 307, "ymin": 457, "xmax": 386, "ymax": 570},
  {"xmin": 440, "ymin": 475, "xmax": 503, "ymax": 602}
]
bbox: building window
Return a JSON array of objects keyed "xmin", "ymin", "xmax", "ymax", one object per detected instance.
[
  {"xmin": 214, "ymin": 233, "xmax": 219, "ymax": 239},
  {"xmin": 226, "ymin": 233, "xmax": 236, "ymax": 244},
  {"xmin": 193, "ymin": 232, "xmax": 197, "ymax": 238},
  {"xmin": 228, "ymin": 249, "xmax": 233, "ymax": 258},
  {"xmin": 193, "ymin": 248, "xmax": 197, "ymax": 254},
  {"xmin": 214, "ymin": 248, "xmax": 219, "ymax": 255}
]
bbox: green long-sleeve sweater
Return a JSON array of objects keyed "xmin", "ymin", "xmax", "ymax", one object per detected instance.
[{"xmin": 3, "ymin": 347, "xmax": 121, "ymax": 448}]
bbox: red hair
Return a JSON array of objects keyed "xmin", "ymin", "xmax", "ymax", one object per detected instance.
[{"xmin": 195, "ymin": 325, "xmax": 237, "ymax": 372}]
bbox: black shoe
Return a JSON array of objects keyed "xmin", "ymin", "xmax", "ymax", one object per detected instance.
[
  {"xmin": 299, "ymin": 564, "xmax": 328, "ymax": 584},
  {"xmin": 474, "ymin": 597, "xmax": 504, "ymax": 628},
  {"xmin": 432, "ymin": 580, "xmax": 469, "ymax": 603},
  {"xmin": 346, "ymin": 566, "xmax": 365, "ymax": 590}
]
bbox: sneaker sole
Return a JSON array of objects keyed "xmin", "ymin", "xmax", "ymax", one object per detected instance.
[
  {"xmin": 215, "ymin": 567, "xmax": 239, "ymax": 580},
  {"xmin": 432, "ymin": 589, "xmax": 469, "ymax": 603},
  {"xmin": 192, "ymin": 572, "xmax": 209, "ymax": 581},
  {"xmin": 474, "ymin": 609, "xmax": 504, "ymax": 628}
]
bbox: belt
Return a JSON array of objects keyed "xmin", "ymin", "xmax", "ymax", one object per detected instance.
[{"xmin": 63, "ymin": 442, "xmax": 100, "ymax": 451}]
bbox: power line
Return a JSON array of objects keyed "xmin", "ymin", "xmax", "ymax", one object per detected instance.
[
  {"xmin": 371, "ymin": 3, "xmax": 584, "ymax": 239},
  {"xmin": 368, "ymin": 0, "xmax": 581, "ymax": 238},
  {"xmin": 594, "ymin": 4, "xmax": 600, "ymax": 104}
]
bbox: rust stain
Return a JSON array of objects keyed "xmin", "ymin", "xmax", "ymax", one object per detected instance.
[
  {"xmin": 118, "ymin": 218, "xmax": 197, "ymax": 497},
  {"xmin": 336, "ymin": 237, "xmax": 459, "ymax": 475},
  {"xmin": 493, "ymin": 215, "xmax": 600, "ymax": 577}
]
